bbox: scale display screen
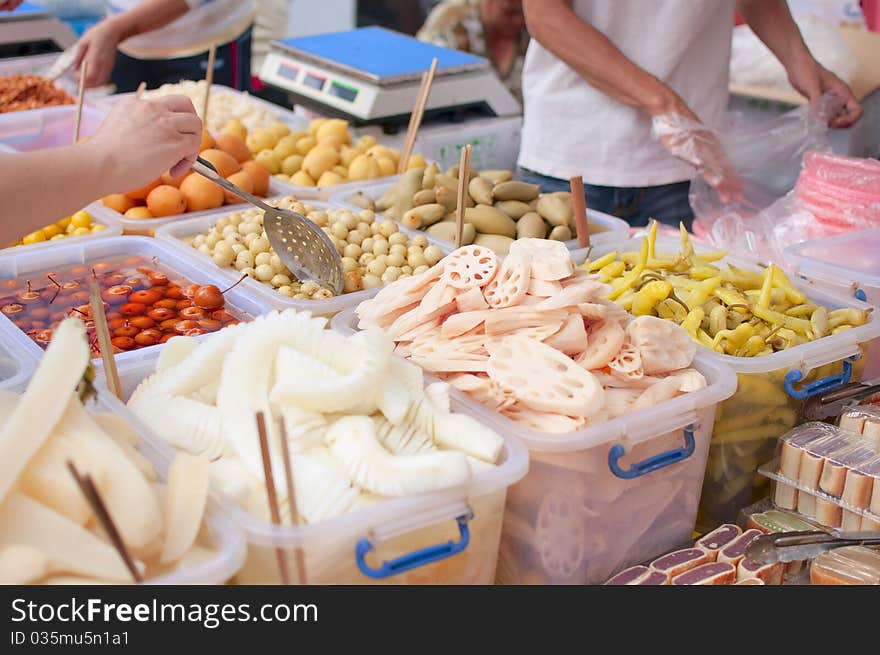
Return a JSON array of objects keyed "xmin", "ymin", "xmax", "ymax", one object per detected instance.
[
  {"xmin": 303, "ymin": 72, "xmax": 326, "ymax": 91},
  {"xmin": 278, "ymin": 63, "xmax": 300, "ymax": 81},
  {"xmin": 328, "ymin": 81, "xmax": 358, "ymax": 103}
]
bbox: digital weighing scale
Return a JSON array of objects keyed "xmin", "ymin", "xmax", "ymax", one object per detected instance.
[
  {"xmin": 260, "ymin": 26, "xmax": 520, "ymax": 129},
  {"xmin": 0, "ymin": 2, "xmax": 76, "ymax": 60}
]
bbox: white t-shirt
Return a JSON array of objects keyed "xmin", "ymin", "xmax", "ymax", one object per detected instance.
[
  {"xmin": 518, "ymin": 0, "xmax": 734, "ymax": 187},
  {"xmin": 107, "ymin": 0, "xmax": 256, "ymax": 59}
]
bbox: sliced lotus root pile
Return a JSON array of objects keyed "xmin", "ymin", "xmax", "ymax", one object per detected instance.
[
  {"xmin": 608, "ymin": 341, "xmax": 643, "ymax": 380},
  {"xmin": 509, "ymin": 238, "xmax": 574, "ymax": 281},
  {"xmin": 576, "ymin": 320, "xmax": 625, "ymax": 370},
  {"xmin": 536, "ymin": 490, "xmax": 587, "ymax": 581},
  {"xmin": 483, "ymin": 252, "xmax": 530, "ymax": 308},
  {"xmin": 626, "ymin": 315, "xmax": 696, "ymax": 374},
  {"xmin": 486, "ymin": 334, "xmax": 604, "ymax": 417},
  {"xmin": 440, "ymin": 245, "xmax": 498, "ymax": 290}
]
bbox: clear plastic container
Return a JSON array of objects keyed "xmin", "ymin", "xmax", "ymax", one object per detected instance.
[
  {"xmin": 0, "ymin": 53, "xmax": 82, "ymax": 106},
  {"xmin": 0, "ymin": 370, "xmax": 246, "ymax": 584},
  {"xmin": 784, "ymin": 228, "xmax": 880, "ymax": 379},
  {"xmin": 0, "ymin": 201, "xmax": 122, "ymax": 256},
  {"xmin": 0, "ymin": 236, "xmax": 275, "ymax": 371},
  {"xmin": 330, "ymin": 181, "xmax": 632, "ymax": 252},
  {"xmin": 154, "ymin": 201, "xmax": 452, "ymax": 317},
  {"xmin": 575, "ymin": 235, "xmax": 880, "ymax": 531},
  {"xmin": 112, "ymin": 349, "xmax": 529, "ymax": 585},
  {"xmin": 0, "ymin": 104, "xmax": 106, "ymax": 151},
  {"xmin": 0, "ymin": 333, "xmax": 34, "ymax": 391},
  {"xmin": 332, "ymin": 307, "xmax": 738, "ymax": 584}
]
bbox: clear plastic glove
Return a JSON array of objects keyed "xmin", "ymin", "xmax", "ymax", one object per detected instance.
[{"xmin": 652, "ymin": 114, "xmax": 743, "ymax": 204}]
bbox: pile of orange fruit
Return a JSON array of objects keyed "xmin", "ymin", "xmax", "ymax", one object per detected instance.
[{"xmin": 100, "ymin": 130, "xmax": 271, "ymax": 220}]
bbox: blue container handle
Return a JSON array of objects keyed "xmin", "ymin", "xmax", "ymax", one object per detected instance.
[
  {"xmin": 608, "ymin": 426, "xmax": 695, "ymax": 479},
  {"xmin": 355, "ymin": 512, "xmax": 472, "ymax": 579},
  {"xmin": 855, "ymin": 288, "xmax": 867, "ymax": 302},
  {"xmin": 784, "ymin": 358, "xmax": 854, "ymax": 400}
]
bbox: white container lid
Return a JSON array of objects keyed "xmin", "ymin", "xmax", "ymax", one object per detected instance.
[{"xmin": 784, "ymin": 228, "xmax": 880, "ymax": 292}]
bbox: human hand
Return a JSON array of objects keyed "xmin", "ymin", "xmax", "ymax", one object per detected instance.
[
  {"xmin": 73, "ymin": 19, "xmax": 125, "ymax": 88},
  {"xmin": 787, "ymin": 57, "xmax": 862, "ymax": 129},
  {"xmin": 0, "ymin": 1, "xmax": 25, "ymax": 12},
  {"xmin": 84, "ymin": 95, "xmax": 202, "ymax": 193},
  {"xmin": 652, "ymin": 113, "xmax": 743, "ymax": 204}
]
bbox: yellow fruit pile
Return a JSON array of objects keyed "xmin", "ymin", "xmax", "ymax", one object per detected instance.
[
  {"xmin": 230, "ymin": 117, "xmax": 425, "ymax": 188},
  {"xmin": 99, "ymin": 129, "xmax": 272, "ymax": 220},
  {"xmin": 14, "ymin": 210, "xmax": 106, "ymax": 247}
]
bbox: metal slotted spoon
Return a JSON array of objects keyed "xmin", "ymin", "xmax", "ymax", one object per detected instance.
[{"xmin": 193, "ymin": 157, "xmax": 344, "ymax": 295}]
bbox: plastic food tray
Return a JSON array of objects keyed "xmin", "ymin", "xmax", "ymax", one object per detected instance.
[
  {"xmin": 0, "ymin": 332, "xmax": 34, "ymax": 391},
  {"xmin": 333, "ymin": 307, "xmax": 738, "ymax": 584},
  {"xmin": 155, "ymin": 200, "xmax": 453, "ymax": 317},
  {"xmin": 112, "ymin": 344, "xmax": 529, "ymax": 585},
  {"xmin": 3, "ymin": 369, "xmax": 247, "ymax": 584},
  {"xmin": 574, "ymin": 235, "xmax": 880, "ymax": 530},
  {"xmin": 0, "ymin": 104, "xmax": 106, "ymax": 151},
  {"xmin": 330, "ymin": 180, "xmax": 632, "ymax": 252},
  {"xmin": 0, "ymin": 236, "xmax": 276, "ymax": 372},
  {"xmin": 0, "ymin": 53, "xmax": 86, "ymax": 113},
  {"xmin": 0, "ymin": 201, "xmax": 122, "ymax": 257},
  {"xmin": 785, "ymin": 228, "xmax": 880, "ymax": 379}
]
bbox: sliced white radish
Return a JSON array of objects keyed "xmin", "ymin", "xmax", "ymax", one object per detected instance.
[
  {"xmin": 160, "ymin": 453, "xmax": 210, "ymax": 564},
  {"xmin": 0, "ymin": 545, "xmax": 49, "ymax": 584},
  {"xmin": 156, "ymin": 335, "xmax": 199, "ymax": 373},
  {"xmin": 159, "ymin": 322, "xmax": 249, "ymax": 397},
  {"xmin": 209, "ymin": 458, "xmax": 253, "ymax": 503},
  {"xmin": 93, "ymin": 412, "xmax": 140, "ymax": 447},
  {"xmin": 292, "ymin": 447, "xmax": 361, "ymax": 524},
  {"xmin": 373, "ymin": 415, "xmax": 435, "ymax": 455}
]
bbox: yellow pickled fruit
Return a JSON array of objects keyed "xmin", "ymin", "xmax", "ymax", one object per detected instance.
[
  {"xmin": 223, "ymin": 119, "xmax": 247, "ymax": 141},
  {"xmin": 407, "ymin": 153, "xmax": 427, "ymax": 170},
  {"xmin": 91, "ymin": 224, "xmax": 107, "ymax": 232},
  {"xmin": 72, "ymin": 227, "xmax": 91, "ymax": 236},
  {"xmin": 317, "ymin": 171, "xmax": 346, "ymax": 187},
  {"xmin": 308, "ymin": 117, "xmax": 328, "ymax": 136},
  {"xmin": 291, "ymin": 170, "xmax": 316, "ymax": 187},
  {"xmin": 281, "ymin": 154, "xmax": 304, "ymax": 176},
  {"xmin": 287, "ymin": 130, "xmax": 308, "ymax": 144},
  {"xmin": 340, "ymin": 145, "xmax": 358, "ymax": 167},
  {"xmin": 295, "ymin": 135, "xmax": 317, "ymax": 156},
  {"xmin": 246, "ymin": 128, "xmax": 276, "ymax": 155},
  {"xmin": 366, "ymin": 145, "xmax": 396, "ymax": 162},
  {"xmin": 356, "ymin": 134, "xmax": 377, "ymax": 152},
  {"xmin": 56, "ymin": 216, "xmax": 72, "ymax": 230},
  {"xmin": 267, "ymin": 122, "xmax": 291, "ymax": 140},
  {"xmin": 22, "ymin": 230, "xmax": 47, "ymax": 244},
  {"xmin": 332, "ymin": 165, "xmax": 349, "ymax": 178},
  {"xmin": 42, "ymin": 224, "xmax": 62, "ymax": 238},
  {"xmin": 349, "ymin": 153, "xmax": 381, "ymax": 181},
  {"xmin": 275, "ymin": 173, "xmax": 291, "ymax": 182},
  {"xmin": 71, "ymin": 210, "xmax": 92, "ymax": 228},
  {"xmin": 316, "ymin": 133, "xmax": 345, "ymax": 150},
  {"xmin": 376, "ymin": 156, "xmax": 396, "ymax": 177},
  {"xmin": 50, "ymin": 234, "xmax": 65, "ymax": 240},
  {"xmin": 273, "ymin": 135, "xmax": 299, "ymax": 160},
  {"xmin": 303, "ymin": 144, "xmax": 340, "ymax": 179},
  {"xmin": 316, "ymin": 118, "xmax": 350, "ymax": 145},
  {"xmin": 255, "ymin": 149, "xmax": 282, "ymax": 175}
]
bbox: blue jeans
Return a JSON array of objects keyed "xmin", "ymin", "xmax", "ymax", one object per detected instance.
[{"xmin": 517, "ymin": 167, "xmax": 694, "ymax": 230}]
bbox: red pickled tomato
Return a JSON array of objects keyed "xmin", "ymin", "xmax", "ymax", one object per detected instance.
[
  {"xmin": 114, "ymin": 326, "xmax": 139, "ymax": 338},
  {"xmin": 179, "ymin": 306, "xmax": 204, "ymax": 320},
  {"xmin": 33, "ymin": 329, "xmax": 53, "ymax": 343},
  {"xmin": 174, "ymin": 320, "xmax": 199, "ymax": 334},
  {"xmin": 211, "ymin": 309, "xmax": 235, "ymax": 322},
  {"xmin": 159, "ymin": 318, "xmax": 179, "ymax": 331},
  {"xmin": 181, "ymin": 284, "xmax": 201, "ymax": 299},
  {"xmin": 107, "ymin": 317, "xmax": 128, "ymax": 331},
  {"xmin": 102, "ymin": 274, "xmax": 126, "ymax": 287},
  {"xmin": 128, "ymin": 316, "xmax": 155, "ymax": 329},
  {"xmin": 17, "ymin": 290, "xmax": 41, "ymax": 304},
  {"xmin": 184, "ymin": 328, "xmax": 207, "ymax": 336},
  {"xmin": 176, "ymin": 299, "xmax": 194, "ymax": 310},
  {"xmin": 106, "ymin": 311, "xmax": 122, "ymax": 320},
  {"xmin": 159, "ymin": 333, "xmax": 176, "ymax": 344},
  {"xmin": 193, "ymin": 285, "xmax": 224, "ymax": 310},
  {"xmin": 91, "ymin": 262, "xmax": 113, "ymax": 275},
  {"xmin": 60, "ymin": 281, "xmax": 80, "ymax": 294},
  {"xmin": 111, "ymin": 336, "xmax": 136, "ymax": 350},
  {"xmin": 122, "ymin": 257, "xmax": 143, "ymax": 267},
  {"xmin": 29, "ymin": 307, "xmax": 50, "ymax": 320},
  {"xmin": 69, "ymin": 265, "xmax": 89, "ymax": 276},
  {"xmin": 1, "ymin": 280, "xmax": 20, "ymax": 291},
  {"xmin": 198, "ymin": 318, "xmax": 222, "ymax": 332},
  {"xmin": 163, "ymin": 286, "xmax": 183, "ymax": 300},
  {"xmin": 134, "ymin": 328, "xmax": 162, "ymax": 346},
  {"xmin": 30, "ymin": 320, "xmax": 47, "ymax": 330},
  {"xmin": 124, "ymin": 276, "xmax": 144, "ymax": 289},
  {"xmin": 149, "ymin": 272, "xmax": 169, "ymax": 286},
  {"xmin": 119, "ymin": 302, "xmax": 147, "ymax": 317},
  {"xmin": 128, "ymin": 289, "xmax": 162, "ymax": 306},
  {"xmin": 152, "ymin": 298, "xmax": 177, "ymax": 310},
  {"xmin": 147, "ymin": 307, "xmax": 175, "ymax": 322},
  {"xmin": 102, "ymin": 285, "xmax": 133, "ymax": 304}
]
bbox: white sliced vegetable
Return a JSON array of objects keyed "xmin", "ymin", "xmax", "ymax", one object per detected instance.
[
  {"xmin": 160, "ymin": 454, "xmax": 210, "ymax": 564},
  {"xmin": 0, "ymin": 319, "xmax": 89, "ymax": 503},
  {"xmin": 292, "ymin": 447, "xmax": 360, "ymax": 524},
  {"xmin": 373, "ymin": 415, "xmax": 435, "ymax": 455},
  {"xmin": 209, "ymin": 458, "xmax": 253, "ymax": 503},
  {"xmin": 156, "ymin": 336, "xmax": 200, "ymax": 373},
  {"xmin": 159, "ymin": 323, "xmax": 248, "ymax": 397},
  {"xmin": 326, "ymin": 416, "xmax": 471, "ymax": 497},
  {"xmin": 0, "ymin": 493, "xmax": 142, "ymax": 582},
  {"xmin": 280, "ymin": 406, "xmax": 327, "ymax": 452},
  {"xmin": 0, "ymin": 389, "xmax": 20, "ymax": 422},
  {"xmin": 93, "ymin": 412, "xmax": 140, "ymax": 447},
  {"xmin": 0, "ymin": 545, "xmax": 49, "ymax": 584}
]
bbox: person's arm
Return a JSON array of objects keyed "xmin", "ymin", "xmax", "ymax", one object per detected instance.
[
  {"xmin": 522, "ymin": 0, "xmax": 697, "ymax": 120},
  {"xmin": 0, "ymin": 95, "xmax": 201, "ymax": 243},
  {"xmin": 736, "ymin": 0, "xmax": 862, "ymax": 127},
  {"xmin": 0, "ymin": 1, "xmax": 24, "ymax": 11},
  {"xmin": 74, "ymin": 0, "xmax": 192, "ymax": 87}
]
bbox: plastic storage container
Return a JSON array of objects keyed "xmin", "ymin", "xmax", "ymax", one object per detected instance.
[
  {"xmin": 784, "ymin": 228, "xmax": 880, "ymax": 379},
  {"xmin": 574, "ymin": 236, "xmax": 880, "ymax": 531},
  {"xmin": 0, "ymin": 53, "xmax": 83, "ymax": 107},
  {"xmin": 0, "ymin": 236, "xmax": 275, "ymax": 371},
  {"xmin": 155, "ymin": 200, "xmax": 452, "ymax": 317},
  {"xmin": 111, "ymin": 348, "xmax": 529, "ymax": 585},
  {"xmin": 331, "ymin": 180, "xmax": 632, "ymax": 252},
  {"xmin": 332, "ymin": 307, "xmax": 738, "ymax": 584},
  {"xmin": 0, "ymin": 332, "xmax": 33, "ymax": 391},
  {"xmin": 0, "ymin": 104, "xmax": 106, "ymax": 151},
  {"xmin": 0, "ymin": 201, "xmax": 122, "ymax": 256},
  {"xmin": 1, "ymin": 369, "xmax": 247, "ymax": 583}
]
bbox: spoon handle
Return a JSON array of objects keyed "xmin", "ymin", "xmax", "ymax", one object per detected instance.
[{"xmin": 193, "ymin": 157, "xmax": 274, "ymax": 213}]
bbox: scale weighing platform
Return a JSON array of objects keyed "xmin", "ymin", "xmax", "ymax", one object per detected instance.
[
  {"xmin": 0, "ymin": 2, "xmax": 76, "ymax": 59},
  {"xmin": 260, "ymin": 26, "xmax": 520, "ymax": 129}
]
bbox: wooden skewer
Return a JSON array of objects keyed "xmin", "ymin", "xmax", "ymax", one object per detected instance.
[
  {"xmin": 135, "ymin": 81, "xmax": 147, "ymax": 99},
  {"xmin": 398, "ymin": 57, "xmax": 438, "ymax": 174},
  {"xmin": 570, "ymin": 175, "xmax": 590, "ymax": 248},
  {"xmin": 67, "ymin": 461, "xmax": 143, "ymax": 583},
  {"xmin": 454, "ymin": 144, "xmax": 472, "ymax": 249},
  {"xmin": 278, "ymin": 418, "xmax": 307, "ymax": 585},
  {"xmin": 88, "ymin": 281, "xmax": 122, "ymax": 400},
  {"xmin": 201, "ymin": 43, "xmax": 217, "ymax": 124},
  {"xmin": 255, "ymin": 412, "xmax": 291, "ymax": 585},
  {"xmin": 73, "ymin": 60, "xmax": 87, "ymax": 144}
]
